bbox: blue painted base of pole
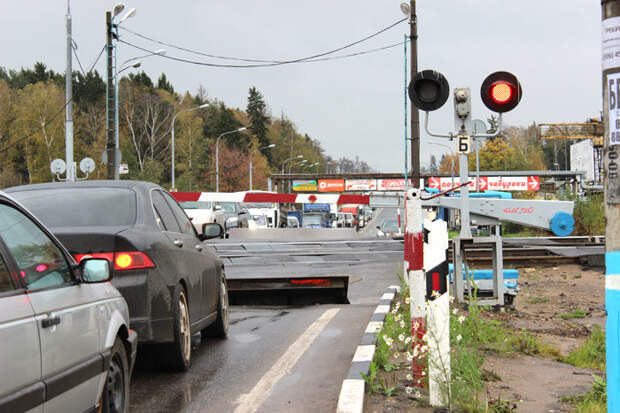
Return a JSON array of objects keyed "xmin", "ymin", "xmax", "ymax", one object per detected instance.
[{"xmin": 606, "ymin": 251, "xmax": 620, "ymax": 413}]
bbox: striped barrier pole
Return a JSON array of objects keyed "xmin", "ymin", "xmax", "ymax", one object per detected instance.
[
  {"xmin": 607, "ymin": 251, "xmax": 620, "ymax": 412},
  {"xmin": 404, "ymin": 188, "xmax": 426, "ymax": 387},
  {"xmin": 424, "ymin": 218, "xmax": 450, "ymax": 407}
]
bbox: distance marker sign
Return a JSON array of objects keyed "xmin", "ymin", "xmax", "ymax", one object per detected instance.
[{"xmin": 609, "ymin": 72, "xmax": 620, "ymax": 146}]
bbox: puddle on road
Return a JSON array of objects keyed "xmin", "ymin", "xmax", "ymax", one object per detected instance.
[{"xmin": 232, "ymin": 332, "xmax": 261, "ymax": 344}]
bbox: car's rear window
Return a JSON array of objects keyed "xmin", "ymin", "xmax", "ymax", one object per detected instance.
[{"xmin": 10, "ymin": 188, "xmax": 137, "ymax": 227}]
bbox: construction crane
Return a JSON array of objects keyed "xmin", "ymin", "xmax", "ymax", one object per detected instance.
[{"xmin": 537, "ymin": 119, "xmax": 603, "ymax": 182}]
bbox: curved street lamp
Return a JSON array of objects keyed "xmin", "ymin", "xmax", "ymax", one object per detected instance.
[
  {"xmin": 249, "ymin": 144, "xmax": 276, "ymax": 190},
  {"xmin": 216, "ymin": 127, "xmax": 247, "ymax": 192},
  {"xmin": 171, "ymin": 104, "xmax": 209, "ymax": 191},
  {"xmin": 281, "ymin": 155, "xmax": 303, "ymax": 174}
]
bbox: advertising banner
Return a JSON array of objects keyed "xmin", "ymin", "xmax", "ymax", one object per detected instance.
[
  {"xmin": 292, "ymin": 179, "xmax": 318, "ymax": 192},
  {"xmin": 376, "ymin": 179, "xmax": 424, "ymax": 191},
  {"xmin": 345, "ymin": 179, "xmax": 377, "ymax": 191},
  {"xmin": 428, "ymin": 176, "xmax": 540, "ymax": 191},
  {"xmin": 318, "ymin": 179, "xmax": 345, "ymax": 192}
]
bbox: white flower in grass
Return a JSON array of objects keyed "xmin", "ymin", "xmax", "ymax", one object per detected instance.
[
  {"xmin": 407, "ymin": 351, "xmax": 414, "ymax": 361},
  {"xmin": 420, "ymin": 345, "xmax": 428, "ymax": 354},
  {"xmin": 406, "ymin": 373, "xmax": 413, "ymax": 381},
  {"xmin": 383, "ymin": 335, "xmax": 394, "ymax": 346},
  {"xmin": 421, "ymin": 371, "xmax": 426, "ymax": 377},
  {"xmin": 431, "ymin": 290, "xmax": 440, "ymax": 298},
  {"xmin": 404, "ymin": 297, "xmax": 410, "ymax": 305},
  {"xmin": 399, "ymin": 320, "xmax": 406, "ymax": 328},
  {"xmin": 449, "ymin": 295, "xmax": 455, "ymax": 303},
  {"xmin": 422, "ymin": 334, "xmax": 428, "ymax": 342},
  {"xmin": 412, "ymin": 321, "xmax": 420, "ymax": 330},
  {"xmin": 394, "ymin": 302, "xmax": 401, "ymax": 310},
  {"xmin": 404, "ymin": 386, "xmax": 413, "ymax": 395},
  {"xmin": 405, "ymin": 336, "xmax": 412, "ymax": 344},
  {"xmin": 458, "ymin": 315, "xmax": 466, "ymax": 324},
  {"xmin": 395, "ymin": 314, "xmax": 401, "ymax": 321},
  {"xmin": 415, "ymin": 391, "xmax": 422, "ymax": 399},
  {"xmin": 412, "ymin": 348, "xmax": 418, "ymax": 358},
  {"xmin": 399, "ymin": 333, "xmax": 406, "ymax": 342},
  {"xmin": 391, "ymin": 308, "xmax": 398, "ymax": 315},
  {"xmin": 456, "ymin": 334, "xmax": 463, "ymax": 342},
  {"xmin": 452, "ymin": 308, "xmax": 458, "ymax": 315}
]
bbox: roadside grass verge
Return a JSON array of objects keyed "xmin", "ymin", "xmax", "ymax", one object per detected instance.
[
  {"xmin": 561, "ymin": 374, "xmax": 606, "ymax": 413},
  {"xmin": 558, "ymin": 309, "xmax": 588, "ymax": 320},
  {"xmin": 562, "ymin": 325, "xmax": 605, "ymax": 370},
  {"xmin": 366, "ymin": 274, "xmax": 563, "ymax": 411}
]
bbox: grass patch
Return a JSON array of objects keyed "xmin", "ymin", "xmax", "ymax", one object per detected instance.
[
  {"xmin": 563, "ymin": 325, "xmax": 605, "ymax": 370},
  {"xmin": 558, "ymin": 309, "xmax": 588, "ymax": 320},
  {"xmin": 573, "ymin": 274, "xmax": 583, "ymax": 279},
  {"xmin": 561, "ymin": 374, "xmax": 606, "ymax": 413},
  {"xmin": 527, "ymin": 297, "xmax": 549, "ymax": 304}
]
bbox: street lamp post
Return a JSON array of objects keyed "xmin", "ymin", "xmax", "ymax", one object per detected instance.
[
  {"xmin": 110, "ymin": 4, "xmax": 136, "ymax": 179},
  {"xmin": 171, "ymin": 104, "xmax": 209, "ymax": 191},
  {"xmin": 290, "ymin": 159, "xmax": 308, "ymax": 174},
  {"xmin": 215, "ymin": 127, "xmax": 247, "ymax": 192},
  {"xmin": 281, "ymin": 155, "xmax": 303, "ymax": 174},
  {"xmin": 249, "ymin": 144, "xmax": 276, "ymax": 190}
]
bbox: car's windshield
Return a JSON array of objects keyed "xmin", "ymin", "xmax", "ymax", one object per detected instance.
[
  {"xmin": 10, "ymin": 188, "xmax": 137, "ymax": 228},
  {"xmin": 181, "ymin": 201, "xmax": 212, "ymax": 209},
  {"xmin": 303, "ymin": 215, "xmax": 324, "ymax": 226},
  {"xmin": 381, "ymin": 220, "xmax": 399, "ymax": 232},
  {"xmin": 218, "ymin": 202, "xmax": 238, "ymax": 213}
]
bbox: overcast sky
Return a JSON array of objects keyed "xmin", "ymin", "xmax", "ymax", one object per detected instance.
[{"xmin": 0, "ymin": 1, "xmax": 602, "ymax": 172}]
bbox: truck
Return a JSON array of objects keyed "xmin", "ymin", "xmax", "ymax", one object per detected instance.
[{"xmin": 301, "ymin": 203, "xmax": 332, "ymax": 228}]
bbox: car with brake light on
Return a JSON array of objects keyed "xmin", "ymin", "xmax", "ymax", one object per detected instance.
[
  {"xmin": 0, "ymin": 191, "xmax": 136, "ymax": 413},
  {"xmin": 7, "ymin": 180, "xmax": 228, "ymax": 372}
]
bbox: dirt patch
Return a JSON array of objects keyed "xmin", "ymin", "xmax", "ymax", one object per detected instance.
[{"xmin": 363, "ymin": 264, "xmax": 605, "ymax": 412}]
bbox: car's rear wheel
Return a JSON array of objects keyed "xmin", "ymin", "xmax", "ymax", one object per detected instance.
[
  {"xmin": 202, "ymin": 274, "xmax": 229, "ymax": 339},
  {"xmin": 102, "ymin": 337, "xmax": 129, "ymax": 413},
  {"xmin": 163, "ymin": 284, "xmax": 192, "ymax": 371}
]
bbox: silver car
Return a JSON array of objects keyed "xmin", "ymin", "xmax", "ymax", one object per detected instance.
[{"xmin": 0, "ymin": 192, "xmax": 136, "ymax": 413}]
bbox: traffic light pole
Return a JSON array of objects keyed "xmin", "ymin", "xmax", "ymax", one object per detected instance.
[
  {"xmin": 105, "ymin": 11, "xmax": 115, "ymax": 179},
  {"xmin": 602, "ymin": 2, "xmax": 620, "ymax": 411},
  {"xmin": 409, "ymin": 0, "xmax": 420, "ymax": 188}
]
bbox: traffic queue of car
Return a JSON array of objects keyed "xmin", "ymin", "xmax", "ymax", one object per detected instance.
[{"xmin": 0, "ymin": 180, "xmax": 228, "ymax": 413}]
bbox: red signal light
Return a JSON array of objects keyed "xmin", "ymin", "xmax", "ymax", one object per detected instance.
[
  {"xmin": 74, "ymin": 251, "xmax": 155, "ymax": 271},
  {"xmin": 490, "ymin": 82, "xmax": 512, "ymax": 104},
  {"xmin": 480, "ymin": 71, "xmax": 522, "ymax": 113}
]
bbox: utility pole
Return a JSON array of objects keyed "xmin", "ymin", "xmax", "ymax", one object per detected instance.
[
  {"xmin": 105, "ymin": 11, "xmax": 115, "ymax": 179},
  {"xmin": 65, "ymin": 0, "xmax": 74, "ymax": 181},
  {"xmin": 409, "ymin": 0, "xmax": 420, "ymax": 188},
  {"xmin": 602, "ymin": 1, "xmax": 620, "ymax": 411}
]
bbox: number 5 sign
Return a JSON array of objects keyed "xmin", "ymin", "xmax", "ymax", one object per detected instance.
[
  {"xmin": 609, "ymin": 72, "xmax": 620, "ymax": 146},
  {"xmin": 457, "ymin": 134, "xmax": 471, "ymax": 154}
]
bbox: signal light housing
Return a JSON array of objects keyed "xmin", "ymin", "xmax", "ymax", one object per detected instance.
[
  {"xmin": 74, "ymin": 251, "xmax": 155, "ymax": 271},
  {"xmin": 480, "ymin": 71, "xmax": 522, "ymax": 113},
  {"xmin": 408, "ymin": 70, "xmax": 450, "ymax": 111}
]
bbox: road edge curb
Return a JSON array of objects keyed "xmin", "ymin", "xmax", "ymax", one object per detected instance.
[{"xmin": 335, "ymin": 284, "xmax": 401, "ymax": 413}]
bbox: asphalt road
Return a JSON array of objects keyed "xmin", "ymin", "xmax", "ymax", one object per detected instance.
[{"xmin": 129, "ymin": 223, "xmax": 402, "ymax": 413}]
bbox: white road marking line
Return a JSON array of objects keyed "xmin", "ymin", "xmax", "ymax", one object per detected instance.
[
  {"xmin": 388, "ymin": 285, "xmax": 401, "ymax": 292},
  {"xmin": 336, "ymin": 379, "xmax": 365, "ymax": 413},
  {"xmin": 374, "ymin": 304, "xmax": 390, "ymax": 314},
  {"xmin": 233, "ymin": 308, "xmax": 340, "ymax": 413},
  {"xmin": 352, "ymin": 345, "xmax": 375, "ymax": 362},
  {"xmin": 365, "ymin": 321, "xmax": 383, "ymax": 333}
]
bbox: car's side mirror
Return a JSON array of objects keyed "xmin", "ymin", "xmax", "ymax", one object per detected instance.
[
  {"xmin": 80, "ymin": 258, "xmax": 111, "ymax": 283},
  {"xmin": 200, "ymin": 222, "xmax": 224, "ymax": 241},
  {"xmin": 376, "ymin": 226, "xmax": 381, "ymax": 230}
]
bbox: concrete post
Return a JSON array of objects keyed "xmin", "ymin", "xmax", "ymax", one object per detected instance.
[{"xmin": 602, "ymin": 2, "xmax": 620, "ymax": 410}]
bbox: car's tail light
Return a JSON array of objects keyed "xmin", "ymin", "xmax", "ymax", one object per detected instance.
[
  {"xmin": 290, "ymin": 278, "xmax": 332, "ymax": 287},
  {"xmin": 73, "ymin": 252, "xmax": 155, "ymax": 271}
]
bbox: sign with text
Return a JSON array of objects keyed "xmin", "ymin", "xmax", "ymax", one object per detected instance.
[
  {"xmin": 318, "ymin": 179, "xmax": 345, "ymax": 192},
  {"xmin": 292, "ymin": 179, "xmax": 317, "ymax": 192},
  {"xmin": 376, "ymin": 179, "xmax": 424, "ymax": 191},
  {"xmin": 345, "ymin": 179, "xmax": 377, "ymax": 191},
  {"xmin": 609, "ymin": 72, "xmax": 620, "ymax": 146},
  {"xmin": 428, "ymin": 176, "xmax": 540, "ymax": 191}
]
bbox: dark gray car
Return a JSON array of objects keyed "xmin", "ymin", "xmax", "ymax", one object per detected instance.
[{"xmin": 7, "ymin": 180, "xmax": 227, "ymax": 372}]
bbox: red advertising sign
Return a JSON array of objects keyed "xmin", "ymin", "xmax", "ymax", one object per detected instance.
[
  {"xmin": 318, "ymin": 179, "xmax": 345, "ymax": 192},
  {"xmin": 428, "ymin": 176, "xmax": 540, "ymax": 191}
]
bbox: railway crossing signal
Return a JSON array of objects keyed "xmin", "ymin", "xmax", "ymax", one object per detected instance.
[
  {"xmin": 480, "ymin": 71, "xmax": 522, "ymax": 113},
  {"xmin": 408, "ymin": 70, "xmax": 450, "ymax": 112}
]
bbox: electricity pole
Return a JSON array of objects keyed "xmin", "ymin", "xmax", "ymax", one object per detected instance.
[
  {"xmin": 602, "ymin": 1, "xmax": 620, "ymax": 411},
  {"xmin": 65, "ymin": 1, "xmax": 75, "ymax": 181},
  {"xmin": 105, "ymin": 11, "xmax": 115, "ymax": 179},
  {"xmin": 409, "ymin": 0, "xmax": 420, "ymax": 188}
]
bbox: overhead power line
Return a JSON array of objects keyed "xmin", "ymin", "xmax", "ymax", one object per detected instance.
[
  {"xmin": 118, "ymin": 17, "xmax": 407, "ymax": 66},
  {"xmin": 119, "ymin": 38, "xmax": 405, "ymax": 68}
]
